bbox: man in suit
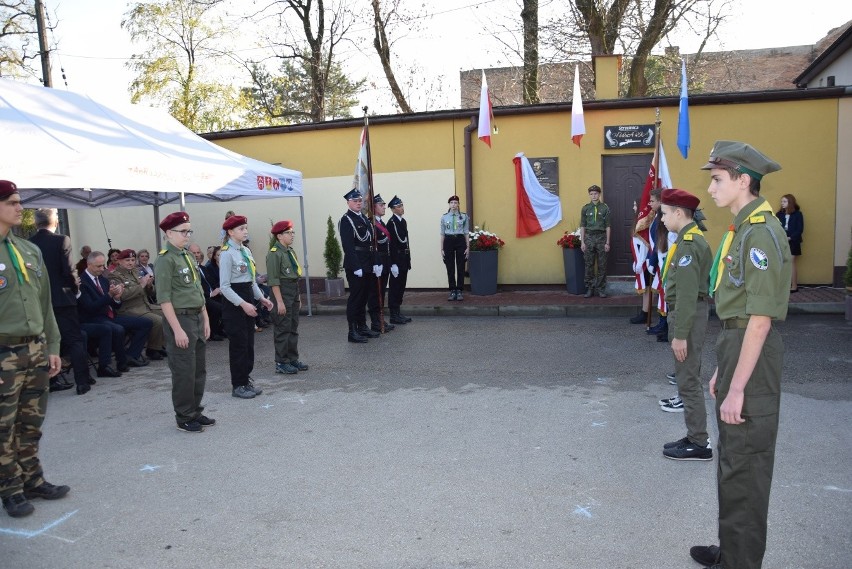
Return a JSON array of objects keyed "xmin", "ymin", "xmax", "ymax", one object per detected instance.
[
  {"xmin": 386, "ymin": 195, "xmax": 412, "ymax": 325},
  {"xmin": 188, "ymin": 243, "xmax": 225, "ymax": 341},
  {"xmin": 29, "ymin": 209, "xmax": 93, "ymax": 394},
  {"xmin": 78, "ymin": 251, "xmax": 151, "ymax": 377}
]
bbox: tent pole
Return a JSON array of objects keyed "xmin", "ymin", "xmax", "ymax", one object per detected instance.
[
  {"xmin": 299, "ymin": 195, "xmax": 312, "ymax": 316},
  {"xmin": 154, "ymin": 203, "xmax": 162, "ymax": 251}
]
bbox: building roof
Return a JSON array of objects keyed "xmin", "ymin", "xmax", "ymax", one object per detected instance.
[{"xmin": 794, "ymin": 20, "xmax": 852, "ymax": 87}]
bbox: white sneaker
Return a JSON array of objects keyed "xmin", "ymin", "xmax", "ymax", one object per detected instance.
[{"xmin": 661, "ymin": 396, "xmax": 684, "ymax": 413}]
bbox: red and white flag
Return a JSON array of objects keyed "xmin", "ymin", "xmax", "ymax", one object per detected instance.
[
  {"xmin": 513, "ymin": 153, "xmax": 562, "ymax": 237},
  {"xmin": 631, "ymin": 141, "xmax": 672, "ymax": 292},
  {"xmin": 571, "ymin": 64, "xmax": 585, "ymax": 147},
  {"xmin": 478, "ymin": 70, "xmax": 494, "ymax": 147}
]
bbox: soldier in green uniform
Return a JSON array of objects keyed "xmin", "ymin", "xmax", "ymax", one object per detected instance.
[
  {"xmin": 579, "ymin": 184, "xmax": 611, "ymax": 297},
  {"xmin": 111, "ymin": 248, "xmax": 166, "ymax": 361},
  {"xmin": 656, "ymin": 188, "xmax": 712, "ymax": 461},
  {"xmin": 0, "ymin": 180, "xmax": 69, "ymax": 518},
  {"xmin": 154, "ymin": 212, "xmax": 213, "ymax": 434},
  {"xmin": 267, "ymin": 220, "xmax": 308, "ymax": 375},
  {"xmin": 690, "ymin": 141, "xmax": 790, "ymax": 569}
]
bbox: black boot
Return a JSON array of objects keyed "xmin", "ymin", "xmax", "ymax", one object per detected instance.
[
  {"xmin": 348, "ymin": 323, "xmax": 368, "ymax": 343},
  {"xmin": 629, "ymin": 310, "xmax": 648, "ymax": 324},
  {"xmin": 358, "ymin": 323, "xmax": 380, "ymax": 338},
  {"xmin": 389, "ymin": 309, "xmax": 407, "ymax": 325}
]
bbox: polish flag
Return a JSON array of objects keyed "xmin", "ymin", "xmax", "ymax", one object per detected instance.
[
  {"xmin": 631, "ymin": 141, "xmax": 672, "ymax": 291},
  {"xmin": 513, "ymin": 153, "xmax": 562, "ymax": 237},
  {"xmin": 571, "ymin": 64, "xmax": 585, "ymax": 147},
  {"xmin": 478, "ymin": 70, "xmax": 494, "ymax": 147}
]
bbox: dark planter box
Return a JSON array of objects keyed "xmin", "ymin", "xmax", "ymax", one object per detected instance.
[
  {"xmin": 563, "ymin": 247, "xmax": 586, "ymax": 295},
  {"xmin": 469, "ymin": 249, "xmax": 498, "ymax": 295}
]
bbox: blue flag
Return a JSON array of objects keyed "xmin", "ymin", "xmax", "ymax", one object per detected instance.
[{"xmin": 677, "ymin": 59, "xmax": 690, "ymax": 159}]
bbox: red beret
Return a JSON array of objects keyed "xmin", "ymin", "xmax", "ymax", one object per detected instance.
[
  {"xmin": 661, "ymin": 188, "xmax": 700, "ymax": 210},
  {"xmin": 270, "ymin": 220, "xmax": 293, "ymax": 235},
  {"xmin": 0, "ymin": 180, "xmax": 18, "ymax": 199},
  {"xmin": 159, "ymin": 211, "xmax": 190, "ymax": 231},
  {"xmin": 117, "ymin": 248, "xmax": 136, "ymax": 260},
  {"xmin": 222, "ymin": 215, "xmax": 248, "ymax": 231}
]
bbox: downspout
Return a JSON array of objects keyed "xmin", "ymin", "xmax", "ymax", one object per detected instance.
[{"xmin": 463, "ymin": 116, "xmax": 477, "ymax": 224}]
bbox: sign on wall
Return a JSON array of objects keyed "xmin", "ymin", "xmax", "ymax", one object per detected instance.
[
  {"xmin": 528, "ymin": 157, "xmax": 559, "ymax": 196},
  {"xmin": 603, "ymin": 124, "xmax": 655, "ymax": 149}
]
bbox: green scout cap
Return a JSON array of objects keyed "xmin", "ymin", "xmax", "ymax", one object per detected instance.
[{"xmin": 701, "ymin": 140, "xmax": 781, "ymax": 181}]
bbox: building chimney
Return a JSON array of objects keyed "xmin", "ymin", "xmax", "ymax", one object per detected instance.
[{"xmin": 593, "ymin": 54, "xmax": 622, "ymax": 99}]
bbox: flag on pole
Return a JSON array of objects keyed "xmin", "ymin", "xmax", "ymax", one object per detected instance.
[
  {"xmin": 677, "ymin": 59, "xmax": 691, "ymax": 159},
  {"xmin": 478, "ymin": 70, "xmax": 494, "ymax": 147},
  {"xmin": 571, "ymin": 64, "xmax": 585, "ymax": 147},
  {"xmin": 353, "ymin": 127, "xmax": 370, "ymax": 197},
  {"xmin": 631, "ymin": 141, "xmax": 672, "ymax": 291},
  {"xmin": 513, "ymin": 153, "xmax": 562, "ymax": 237}
]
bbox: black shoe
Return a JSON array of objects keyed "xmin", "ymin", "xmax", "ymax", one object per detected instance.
[
  {"xmin": 117, "ymin": 363, "xmax": 130, "ymax": 372},
  {"xmin": 664, "ymin": 442, "xmax": 712, "ymax": 461},
  {"xmin": 292, "ymin": 361, "xmax": 309, "ymax": 371},
  {"xmin": 76, "ymin": 384, "xmax": 91, "ymax": 395},
  {"xmin": 690, "ymin": 545, "xmax": 721, "ymax": 566},
  {"xmin": 359, "ymin": 325, "xmax": 380, "ymax": 339},
  {"xmin": 127, "ymin": 357, "xmax": 149, "ymax": 367},
  {"xmin": 49, "ymin": 376, "xmax": 74, "ymax": 392},
  {"xmin": 629, "ymin": 311, "xmax": 648, "ymax": 324},
  {"xmin": 145, "ymin": 349, "xmax": 163, "ymax": 361},
  {"xmin": 2, "ymin": 493, "xmax": 34, "ymax": 517},
  {"xmin": 23, "ymin": 481, "xmax": 70, "ymax": 500},
  {"xmin": 648, "ymin": 318, "xmax": 668, "ymax": 334},
  {"xmin": 196, "ymin": 415, "xmax": 216, "ymax": 427},
  {"xmin": 448, "ymin": 290, "xmax": 457, "ymax": 301},
  {"xmin": 275, "ymin": 362, "xmax": 299, "ymax": 374},
  {"xmin": 389, "ymin": 313, "xmax": 408, "ymax": 325},
  {"xmin": 97, "ymin": 366, "xmax": 122, "ymax": 377},
  {"xmin": 176, "ymin": 420, "xmax": 204, "ymax": 433},
  {"xmin": 663, "ymin": 436, "xmax": 689, "ymax": 450},
  {"xmin": 371, "ymin": 321, "xmax": 395, "ymax": 333},
  {"xmin": 348, "ymin": 324, "xmax": 368, "ymax": 343},
  {"xmin": 455, "ymin": 289, "xmax": 464, "ymax": 301},
  {"xmin": 87, "ymin": 377, "xmax": 97, "ymax": 385},
  {"xmin": 400, "ymin": 313, "xmax": 412, "ymax": 323},
  {"xmin": 657, "ymin": 331, "xmax": 668, "ymax": 343}
]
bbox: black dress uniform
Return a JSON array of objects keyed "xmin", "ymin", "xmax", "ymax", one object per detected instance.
[
  {"xmin": 367, "ymin": 194, "xmax": 394, "ymax": 333},
  {"xmin": 386, "ymin": 195, "xmax": 412, "ymax": 324},
  {"xmin": 339, "ymin": 189, "xmax": 378, "ymax": 342}
]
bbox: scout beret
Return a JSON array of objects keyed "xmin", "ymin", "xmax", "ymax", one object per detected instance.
[
  {"xmin": 661, "ymin": 188, "xmax": 700, "ymax": 210},
  {"xmin": 344, "ymin": 188, "xmax": 363, "ymax": 200},
  {"xmin": 0, "ymin": 180, "xmax": 18, "ymax": 199},
  {"xmin": 448, "ymin": 195, "xmax": 460, "ymax": 203},
  {"xmin": 222, "ymin": 215, "xmax": 248, "ymax": 231},
  {"xmin": 270, "ymin": 220, "xmax": 293, "ymax": 235},
  {"xmin": 588, "ymin": 185, "xmax": 602, "ymax": 194},
  {"xmin": 372, "ymin": 194, "xmax": 385, "ymax": 205},
  {"xmin": 701, "ymin": 140, "xmax": 781, "ymax": 181},
  {"xmin": 388, "ymin": 195, "xmax": 403, "ymax": 208},
  {"xmin": 159, "ymin": 211, "xmax": 190, "ymax": 231},
  {"xmin": 117, "ymin": 248, "xmax": 136, "ymax": 260}
]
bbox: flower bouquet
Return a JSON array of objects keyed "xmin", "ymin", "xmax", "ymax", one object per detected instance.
[
  {"xmin": 469, "ymin": 226, "xmax": 505, "ymax": 251},
  {"xmin": 557, "ymin": 230, "xmax": 582, "ymax": 249}
]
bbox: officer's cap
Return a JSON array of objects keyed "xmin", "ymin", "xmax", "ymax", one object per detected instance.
[
  {"xmin": 372, "ymin": 194, "xmax": 385, "ymax": 205},
  {"xmin": 588, "ymin": 184, "xmax": 602, "ymax": 194},
  {"xmin": 0, "ymin": 180, "xmax": 18, "ymax": 200},
  {"xmin": 159, "ymin": 211, "xmax": 190, "ymax": 231},
  {"xmin": 661, "ymin": 188, "xmax": 700, "ymax": 211},
  {"xmin": 344, "ymin": 189, "xmax": 362, "ymax": 201},
  {"xmin": 222, "ymin": 215, "xmax": 248, "ymax": 231},
  {"xmin": 271, "ymin": 220, "xmax": 294, "ymax": 235},
  {"xmin": 388, "ymin": 195, "xmax": 403, "ymax": 208},
  {"xmin": 117, "ymin": 248, "xmax": 136, "ymax": 260},
  {"xmin": 701, "ymin": 140, "xmax": 781, "ymax": 181}
]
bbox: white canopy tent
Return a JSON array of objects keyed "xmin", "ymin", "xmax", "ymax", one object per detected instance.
[{"xmin": 0, "ymin": 78, "xmax": 313, "ymax": 311}]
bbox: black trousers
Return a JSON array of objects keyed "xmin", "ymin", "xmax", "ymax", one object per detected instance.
[
  {"xmin": 345, "ymin": 268, "xmax": 368, "ymax": 325},
  {"xmin": 54, "ymin": 305, "xmax": 91, "ymax": 386},
  {"xmin": 205, "ymin": 298, "xmax": 224, "ymax": 336},
  {"xmin": 443, "ymin": 235, "xmax": 466, "ymax": 290},
  {"xmin": 222, "ymin": 283, "xmax": 255, "ymax": 388},
  {"xmin": 388, "ymin": 269, "xmax": 408, "ymax": 310}
]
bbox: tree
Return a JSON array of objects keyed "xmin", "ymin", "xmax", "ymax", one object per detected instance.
[
  {"xmin": 122, "ymin": 0, "xmax": 247, "ymax": 132},
  {"xmin": 0, "ymin": 0, "xmax": 43, "ymax": 79},
  {"xmin": 520, "ymin": 0, "xmax": 539, "ymax": 104},
  {"xmin": 324, "ymin": 215, "xmax": 342, "ymax": 279},
  {"xmin": 370, "ymin": 0, "xmax": 411, "ymax": 113}
]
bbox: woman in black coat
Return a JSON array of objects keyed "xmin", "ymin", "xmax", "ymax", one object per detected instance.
[{"xmin": 777, "ymin": 194, "xmax": 804, "ymax": 292}]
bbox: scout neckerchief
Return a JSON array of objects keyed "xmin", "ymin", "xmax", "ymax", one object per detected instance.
[
  {"xmin": 662, "ymin": 224, "xmax": 703, "ymax": 287},
  {"xmin": 287, "ymin": 247, "xmax": 302, "ymax": 277},
  {"xmin": 4, "ymin": 235, "xmax": 29, "ymax": 284},
  {"xmin": 180, "ymin": 249, "xmax": 197, "ymax": 282},
  {"xmin": 709, "ymin": 200, "xmax": 774, "ymax": 296},
  {"xmin": 239, "ymin": 244, "xmax": 256, "ymax": 280}
]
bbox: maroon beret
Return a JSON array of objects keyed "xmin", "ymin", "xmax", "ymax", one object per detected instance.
[
  {"xmin": 159, "ymin": 211, "xmax": 190, "ymax": 231},
  {"xmin": 117, "ymin": 248, "xmax": 136, "ymax": 260},
  {"xmin": 661, "ymin": 188, "xmax": 700, "ymax": 210},
  {"xmin": 0, "ymin": 180, "xmax": 18, "ymax": 199},
  {"xmin": 222, "ymin": 215, "xmax": 248, "ymax": 231},
  {"xmin": 270, "ymin": 220, "xmax": 294, "ymax": 235},
  {"xmin": 447, "ymin": 195, "xmax": 460, "ymax": 203}
]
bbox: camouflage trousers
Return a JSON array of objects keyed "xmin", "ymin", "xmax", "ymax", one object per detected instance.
[
  {"xmin": 0, "ymin": 336, "xmax": 49, "ymax": 497},
  {"xmin": 583, "ymin": 230, "xmax": 608, "ymax": 292}
]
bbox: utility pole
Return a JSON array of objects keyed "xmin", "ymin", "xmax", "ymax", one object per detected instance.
[{"xmin": 35, "ymin": 0, "xmax": 51, "ymax": 87}]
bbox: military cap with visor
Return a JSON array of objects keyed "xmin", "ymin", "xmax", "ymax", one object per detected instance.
[
  {"xmin": 388, "ymin": 195, "xmax": 403, "ymax": 208},
  {"xmin": 701, "ymin": 140, "xmax": 781, "ymax": 181},
  {"xmin": 344, "ymin": 189, "xmax": 363, "ymax": 201}
]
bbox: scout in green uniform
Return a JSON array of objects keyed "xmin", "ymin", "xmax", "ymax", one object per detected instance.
[
  {"xmin": 154, "ymin": 212, "xmax": 213, "ymax": 434},
  {"xmin": 267, "ymin": 220, "xmax": 308, "ymax": 375},
  {"xmin": 690, "ymin": 141, "xmax": 791, "ymax": 569},
  {"xmin": 0, "ymin": 180, "xmax": 69, "ymax": 518},
  {"xmin": 657, "ymin": 188, "xmax": 712, "ymax": 461},
  {"xmin": 579, "ymin": 184, "xmax": 611, "ymax": 297}
]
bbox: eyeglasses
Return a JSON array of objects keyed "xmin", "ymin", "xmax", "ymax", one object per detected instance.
[
  {"xmin": 283, "ymin": 230, "xmax": 295, "ymax": 235},
  {"xmin": 169, "ymin": 229, "xmax": 194, "ymax": 236}
]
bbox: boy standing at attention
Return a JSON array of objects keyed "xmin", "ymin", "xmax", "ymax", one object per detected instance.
[{"xmin": 579, "ymin": 184, "xmax": 611, "ymax": 297}]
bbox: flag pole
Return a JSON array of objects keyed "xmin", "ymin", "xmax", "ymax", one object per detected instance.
[
  {"xmin": 646, "ymin": 108, "xmax": 662, "ymax": 329},
  {"xmin": 362, "ymin": 107, "xmax": 385, "ymax": 333}
]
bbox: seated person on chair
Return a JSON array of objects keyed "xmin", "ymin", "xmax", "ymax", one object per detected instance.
[
  {"xmin": 78, "ymin": 251, "xmax": 152, "ymax": 377},
  {"xmin": 110, "ymin": 249, "xmax": 167, "ymax": 360}
]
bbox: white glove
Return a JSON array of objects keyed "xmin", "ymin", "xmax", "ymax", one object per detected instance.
[
  {"xmin": 372, "ymin": 265, "xmax": 382, "ymax": 277},
  {"xmin": 390, "ymin": 264, "xmax": 399, "ymax": 278},
  {"xmin": 354, "ymin": 269, "xmax": 363, "ymax": 277}
]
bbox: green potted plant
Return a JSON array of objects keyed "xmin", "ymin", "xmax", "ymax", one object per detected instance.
[{"xmin": 324, "ymin": 215, "xmax": 344, "ymax": 297}]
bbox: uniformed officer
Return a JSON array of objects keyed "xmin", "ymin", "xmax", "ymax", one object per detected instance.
[
  {"xmin": 656, "ymin": 188, "xmax": 712, "ymax": 461},
  {"xmin": 689, "ymin": 141, "xmax": 790, "ymax": 569},
  {"xmin": 154, "ymin": 212, "xmax": 213, "ymax": 433},
  {"xmin": 367, "ymin": 194, "xmax": 394, "ymax": 333},
  {"xmin": 386, "ymin": 195, "xmax": 412, "ymax": 324},
  {"xmin": 267, "ymin": 220, "xmax": 308, "ymax": 375},
  {"xmin": 339, "ymin": 189, "xmax": 379, "ymax": 343},
  {"xmin": 220, "ymin": 215, "xmax": 273, "ymax": 398},
  {"xmin": 0, "ymin": 180, "xmax": 69, "ymax": 518},
  {"xmin": 111, "ymin": 248, "xmax": 166, "ymax": 361},
  {"xmin": 579, "ymin": 184, "xmax": 611, "ymax": 298},
  {"xmin": 440, "ymin": 195, "xmax": 469, "ymax": 301}
]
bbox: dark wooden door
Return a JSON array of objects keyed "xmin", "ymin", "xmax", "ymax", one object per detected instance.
[{"xmin": 602, "ymin": 153, "xmax": 652, "ymax": 275}]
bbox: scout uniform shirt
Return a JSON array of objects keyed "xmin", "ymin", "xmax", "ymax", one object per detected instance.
[
  {"xmin": 154, "ymin": 241, "xmax": 204, "ymax": 309},
  {"xmin": 440, "ymin": 211, "xmax": 469, "ymax": 235},
  {"xmin": 714, "ymin": 197, "xmax": 792, "ymax": 321},
  {"xmin": 267, "ymin": 244, "xmax": 301, "ymax": 287},
  {"xmin": 663, "ymin": 221, "xmax": 711, "ymax": 339},
  {"xmin": 219, "ymin": 239, "xmax": 264, "ymax": 305},
  {"xmin": 580, "ymin": 201, "xmax": 610, "ymax": 232},
  {"xmin": 0, "ymin": 231, "xmax": 60, "ymax": 355}
]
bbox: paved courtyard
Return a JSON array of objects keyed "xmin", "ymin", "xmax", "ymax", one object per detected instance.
[{"xmin": 2, "ymin": 314, "xmax": 850, "ymax": 568}]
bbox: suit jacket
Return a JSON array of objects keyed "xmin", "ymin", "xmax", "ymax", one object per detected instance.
[
  {"xmin": 29, "ymin": 228, "xmax": 78, "ymax": 307},
  {"xmin": 78, "ymin": 272, "xmax": 122, "ymax": 323}
]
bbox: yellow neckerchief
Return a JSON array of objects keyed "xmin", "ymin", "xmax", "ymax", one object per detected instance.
[
  {"xmin": 287, "ymin": 247, "xmax": 302, "ymax": 277},
  {"xmin": 662, "ymin": 224, "xmax": 703, "ymax": 287},
  {"xmin": 4, "ymin": 234, "xmax": 29, "ymax": 284},
  {"xmin": 710, "ymin": 199, "xmax": 774, "ymax": 295},
  {"xmin": 181, "ymin": 250, "xmax": 198, "ymax": 282}
]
